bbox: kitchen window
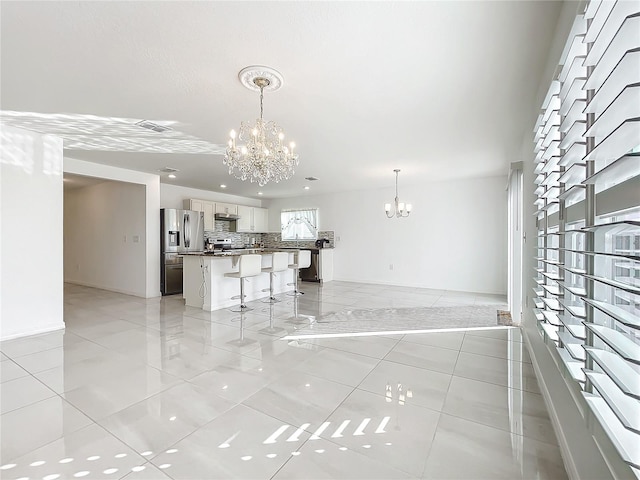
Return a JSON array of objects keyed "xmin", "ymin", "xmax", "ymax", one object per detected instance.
[{"xmin": 281, "ymin": 208, "xmax": 318, "ymax": 241}]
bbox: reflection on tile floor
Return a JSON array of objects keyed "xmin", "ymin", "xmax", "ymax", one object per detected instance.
[{"xmin": 0, "ymin": 281, "xmax": 568, "ymax": 479}]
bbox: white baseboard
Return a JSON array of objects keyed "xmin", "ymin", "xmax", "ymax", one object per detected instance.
[
  {"xmin": 520, "ymin": 324, "xmax": 629, "ymax": 479},
  {"xmin": 331, "ymin": 276, "xmax": 506, "ymax": 296},
  {"xmin": 0, "ymin": 323, "xmax": 65, "ymax": 342},
  {"xmin": 64, "ymin": 279, "xmax": 147, "ymax": 298},
  {"xmin": 522, "ymin": 328, "xmax": 580, "ymax": 480}
]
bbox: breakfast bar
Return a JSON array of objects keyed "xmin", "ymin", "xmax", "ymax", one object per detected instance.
[{"xmin": 182, "ymin": 250, "xmax": 298, "ymax": 311}]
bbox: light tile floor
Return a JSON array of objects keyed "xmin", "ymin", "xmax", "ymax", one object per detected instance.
[{"xmin": 0, "ymin": 281, "xmax": 568, "ymax": 480}]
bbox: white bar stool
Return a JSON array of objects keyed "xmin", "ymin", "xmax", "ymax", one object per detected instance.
[
  {"xmin": 261, "ymin": 251, "xmax": 290, "ymax": 303},
  {"xmin": 287, "ymin": 249, "xmax": 311, "ymax": 296},
  {"xmin": 224, "ymin": 254, "xmax": 262, "ymax": 312}
]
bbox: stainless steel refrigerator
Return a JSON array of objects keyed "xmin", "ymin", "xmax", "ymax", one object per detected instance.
[{"xmin": 160, "ymin": 208, "xmax": 205, "ymax": 295}]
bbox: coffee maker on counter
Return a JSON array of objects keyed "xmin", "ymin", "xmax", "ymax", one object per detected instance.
[{"xmin": 314, "ymin": 238, "xmax": 330, "ymax": 248}]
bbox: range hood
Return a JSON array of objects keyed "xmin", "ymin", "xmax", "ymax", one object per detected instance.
[{"xmin": 215, "ymin": 212, "xmax": 241, "ymax": 221}]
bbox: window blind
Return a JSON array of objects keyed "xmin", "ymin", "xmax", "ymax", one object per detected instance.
[{"xmin": 533, "ymin": 0, "xmax": 640, "ymax": 475}]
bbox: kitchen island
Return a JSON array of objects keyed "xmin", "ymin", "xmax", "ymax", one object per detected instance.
[{"xmin": 182, "ymin": 250, "xmax": 298, "ymax": 311}]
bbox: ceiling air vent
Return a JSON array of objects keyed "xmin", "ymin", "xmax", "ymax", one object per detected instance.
[
  {"xmin": 305, "ymin": 176, "xmax": 319, "ymax": 181},
  {"xmin": 136, "ymin": 120, "xmax": 172, "ymax": 133},
  {"xmin": 157, "ymin": 167, "xmax": 179, "ymax": 174}
]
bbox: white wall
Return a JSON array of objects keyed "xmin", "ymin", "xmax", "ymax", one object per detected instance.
[
  {"xmin": 64, "ymin": 181, "xmax": 147, "ymax": 297},
  {"xmin": 266, "ymin": 175, "xmax": 507, "ymax": 294},
  {"xmin": 1, "ymin": 126, "xmax": 64, "ymax": 340},
  {"xmin": 161, "ymin": 183, "xmax": 262, "ymax": 210},
  {"xmin": 64, "ymin": 157, "xmax": 161, "ymax": 298}
]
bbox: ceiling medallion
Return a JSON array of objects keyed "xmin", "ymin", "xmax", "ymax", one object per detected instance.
[{"xmin": 223, "ymin": 66, "xmax": 298, "ymax": 187}]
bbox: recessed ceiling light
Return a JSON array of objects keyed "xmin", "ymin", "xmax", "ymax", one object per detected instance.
[
  {"xmin": 136, "ymin": 120, "xmax": 172, "ymax": 133},
  {"xmin": 303, "ymin": 186, "xmax": 310, "ymax": 190},
  {"xmin": 257, "ymin": 192, "xmax": 263, "ymax": 195},
  {"xmin": 157, "ymin": 167, "xmax": 179, "ymax": 173},
  {"xmin": 220, "ymin": 184, "xmax": 227, "ymax": 189},
  {"xmin": 167, "ymin": 174, "xmax": 176, "ymax": 179}
]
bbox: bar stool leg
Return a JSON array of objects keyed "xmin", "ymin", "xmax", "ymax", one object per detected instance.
[
  {"xmin": 259, "ymin": 302, "xmax": 284, "ymax": 334},
  {"xmin": 230, "ymin": 278, "xmax": 253, "ymax": 313},
  {"xmin": 270, "ymin": 272, "xmax": 277, "ymax": 301},
  {"xmin": 262, "ymin": 272, "xmax": 281, "ymax": 304},
  {"xmin": 227, "ymin": 311, "xmax": 257, "ymax": 346},
  {"xmin": 287, "ymin": 267, "xmax": 305, "ymax": 296}
]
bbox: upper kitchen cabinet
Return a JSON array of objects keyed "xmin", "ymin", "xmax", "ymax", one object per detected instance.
[
  {"xmin": 186, "ymin": 199, "xmax": 265, "ymax": 232},
  {"xmin": 189, "ymin": 199, "xmax": 204, "ymax": 212},
  {"xmin": 254, "ymin": 207, "xmax": 268, "ymax": 232},
  {"xmin": 203, "ymin": 202, "xmax": 215, "ymax": 231},
  {"xmin": 186, "ymin": 199, "xmax": 215, "ymax": 231},
  {"xmin": 215, "ymin": 203, "xmax": 237, "ymax": 216},
  {"xmin": 234, "ymin": 206, "xmax": 268, "ymax": 233}
]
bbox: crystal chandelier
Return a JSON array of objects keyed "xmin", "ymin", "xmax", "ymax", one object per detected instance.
[
  {"xmin": 223, "ymin": 66, "xmax": 298, "ymax": 187},
  {"xmin": 385, "ymin": 169, "xmax": 412, "ymax": 218}
]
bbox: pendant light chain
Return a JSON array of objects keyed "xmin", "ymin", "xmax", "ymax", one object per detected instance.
[{"xmin": 259, "ymin": 86, "xmax": 264, "ymax": 121}]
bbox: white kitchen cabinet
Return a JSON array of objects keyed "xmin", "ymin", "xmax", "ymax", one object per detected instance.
[
  {"xmin": 253, "ymin": 207, "xmax": 268, "ymax": 232},
  {"xmin": 234, "ymin": 206, "xmax": 269, "ymax": 233},
  {"xmin": 189, "ymin": 199, "xmax": 204, "ymax": 212},
  {"xmin": 319, "ymin": 249, "xmax": 334, "ymax": 282},
  {"xmin": 215, "ymin": 203, "xmax": 237, "ymax": 216},
  {"xmin": 203, "ymin": 202, "xmax": 215, "ymax": 231},
  {"xmin": 186, "ymin": 199, "xmax": 215, "ymax": 231},
  {"xmin": 236, "ymin": 205, "xmax": 253, "ymax": 232}
]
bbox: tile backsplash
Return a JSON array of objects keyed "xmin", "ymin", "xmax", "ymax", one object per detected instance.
[
  {"xmin": 262, "ymin": 231, "xmax": 334, "ymax": 249},
  {"xmin": 204, "ymin": 221, "xmax": 334, "ymax": 250},
  {"xmin": 204, "ymin": 221, "xmax": 260, "ymax": 248}
]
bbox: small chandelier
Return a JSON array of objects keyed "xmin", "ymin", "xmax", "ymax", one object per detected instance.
[
  {"xmin": 385, "ymin": 169, "xmax": 412, "ymax": 218},
  {"xmin": 223, "ymin": 66, "xmax": 298, "ymax": 187}
]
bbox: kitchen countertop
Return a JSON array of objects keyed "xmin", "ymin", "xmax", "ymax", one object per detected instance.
[
  {"xmin": 181, "ymin": 246, "xmax": 333, "ymax": 257},
  {"xmin": 181, "ymin": 248, "xmax": 298, "ymax": 257}
]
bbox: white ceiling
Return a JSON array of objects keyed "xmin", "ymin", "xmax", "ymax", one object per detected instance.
[{"xmin": 0, "ymin": 1, "xmax": 562, "ymax": 199}]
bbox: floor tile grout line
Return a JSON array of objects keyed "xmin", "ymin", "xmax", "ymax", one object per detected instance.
[
  {"xmin": 0, "ymin": 367, "xmax": 60, "ymax": 418},
  {"xmin": 447, "ymin": 370, "xmax": 542, "ymax": 396},
  {"xmin": 442, "ymin": 336, "xmax": 463, "ymax": 405},
  {"xmin": 431, "ymin": 409, "xmax": 562, "ymax": 449},
  {"xmin": 419, "ymin": 408, "xmax": 446, "ymax": 478},
  {"xmin": 99, "ymin": 397, "xmax": 239, "ymax": 476},
  {"xmin": 268, "ymin": 346, "xmax": 399, "ymax": 477},
  {"xmin": 1, "ymin": 407, "xmax": 100, "ymax": 467}
]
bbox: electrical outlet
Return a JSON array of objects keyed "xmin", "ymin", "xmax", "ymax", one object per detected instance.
[
  {"xmin": 389, "ymin": 264, "xmax": 394, "ymax": 270},
  {"xmin": 133, "ymin": 235, "xmax": 140, "ymax": 243}
]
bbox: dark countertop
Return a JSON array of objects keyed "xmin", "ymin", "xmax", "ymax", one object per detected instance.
[
  {"xmin": 181, "ymin": 248, "xmax": 298, "ymax": 257},
  {"xmin": 181, "ymin": 246, "xmax": 334, "ymax": 257}
]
